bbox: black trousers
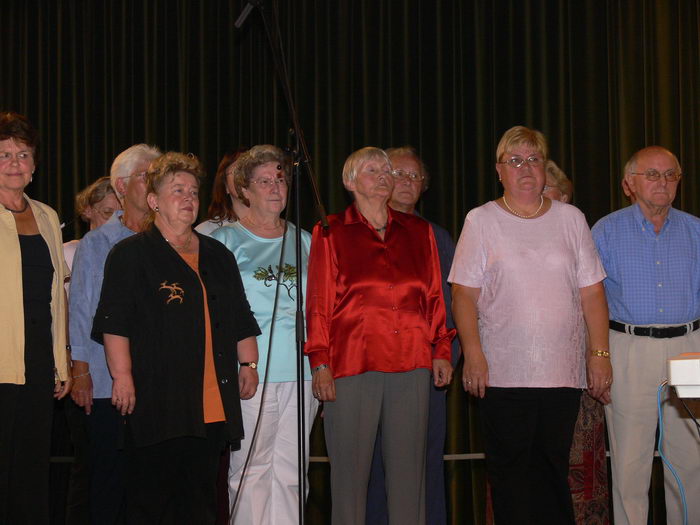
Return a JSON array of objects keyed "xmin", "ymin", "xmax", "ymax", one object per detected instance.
[
  {"xmin": 125, "ymin": 422, "xmax": 227, "ymax": 525},
  {"xmin": 84, "ymin": 398, "xmax": 127, "ymax": 524},
  {"xmin": 479, "ymin": 387, "xmax": 582, "ymax": 525},
  {"xmin": 0, "ymin": 318, "xmax": 54, "ymax": 525}
]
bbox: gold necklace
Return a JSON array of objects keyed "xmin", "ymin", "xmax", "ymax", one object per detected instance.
[
  {"xmin": 502, "ymin": 194, "xmax": 544, "ymax": 219},
  {"xmin": 165, "ymin": 230, "xmax": 193, "ymax": 250}
]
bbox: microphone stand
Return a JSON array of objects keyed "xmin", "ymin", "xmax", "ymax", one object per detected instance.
[{"xmin": 235, "ymin": 2, "xmax": 328, "ymax": 524}]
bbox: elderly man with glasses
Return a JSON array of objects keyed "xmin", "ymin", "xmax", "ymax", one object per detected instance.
[
  {"xmin": 69, "ymin": 144, "xmax": 162, "ymax": 524},
  {"xmin": 592, "ymin": 146, "xmax": 700, "ymax": 525},
  {"xmin": 365, "ymin": 146, "xmax": 458, "ymax": 525}
]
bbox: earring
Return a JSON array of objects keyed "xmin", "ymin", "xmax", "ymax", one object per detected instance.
[{"xmin": 154, "ymin": 206, "xmax": 159, "ymax": 212}]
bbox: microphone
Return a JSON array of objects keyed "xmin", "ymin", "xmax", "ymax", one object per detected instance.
[{"xmin": 234, "ymin": 0, "xmax": 263, "ymax": 29}]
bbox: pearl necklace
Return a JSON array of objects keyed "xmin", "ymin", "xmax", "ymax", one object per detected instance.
[{"xmin": 502, "ymin": 194, "xmax": 544, "ymax": 219}]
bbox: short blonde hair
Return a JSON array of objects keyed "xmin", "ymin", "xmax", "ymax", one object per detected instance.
[
  {"xmin": 545, "ymin": 160, "xmax": 573, "ymax": 201},
  {"xmin": 147, "ymin": 152, "xmax": 204, "ymax": 194},
  {"xmin": 75, "ymin": 176, "xmax": 117, "ymax": 222},
  {"xmin": 496, "ymin": 126, "xmax": 548, "ymax": 163},
  {"xmin": 232, "ymin": 145, "xmax": 288, "ymax": 207},
  {"xmin": 144, "ymin": 152, "xmax": 204, "ymax": 225},
  {"xmin": 342, "ymin": 147, "xmax": 390, "ymax": 185}
]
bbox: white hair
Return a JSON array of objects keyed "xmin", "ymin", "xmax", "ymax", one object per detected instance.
[{"xmin": 110, "ymin": 144, "xmax": 162, "ymax": 200}]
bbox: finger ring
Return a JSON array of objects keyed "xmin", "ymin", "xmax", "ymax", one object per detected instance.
[{"xmin": 466, "ymin": 381, "xmax": 472, "ymax": 384}]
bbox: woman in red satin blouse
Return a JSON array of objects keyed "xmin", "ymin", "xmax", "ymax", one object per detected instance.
[{"xmin": 305, "ymin": 146, "xmax": 454, "ymax": 525}]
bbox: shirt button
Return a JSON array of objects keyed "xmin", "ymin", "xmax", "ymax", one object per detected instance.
[
  {"xmin": 656, "ymin": 261, "xmax": 661, "ymax": 265},
  {"xmin": 658, "ymin": 283, "xmax": 662, "ymax": 287},
  {"xmin": 393, "ymin": 330, "xmax": 399, "ymax": 334},
  {"xmin": 217, "ymin": 352, "xmax": 223, "ymax": 358},
  {"xmin": 388, "ymin": 285, "xmax": 393, "ymax": 289},
  {"xmin": 659, "ymin": 308, "xmax": 664, "ymax": 313},
  {"xmin": 220, "ymin": 378, "xmax": 228, "ymax": 384},
  {"xmin": 392, "ymin": 306, "xmax": 398, "ymax": 311}
]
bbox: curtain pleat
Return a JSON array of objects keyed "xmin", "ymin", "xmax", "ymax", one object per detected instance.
[{"xmin": 2, "ymin": 1, "xmax": 699, "ymax": 523}]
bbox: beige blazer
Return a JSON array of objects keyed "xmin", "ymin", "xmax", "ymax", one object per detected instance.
[{"xmin": 0, "ymin": 196, "xmax": 69, "ymax": 384}]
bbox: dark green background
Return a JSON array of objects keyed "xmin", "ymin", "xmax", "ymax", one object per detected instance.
[{"xmin": 3, "ymin": 1, "xmax": 698, "ymax": 523}]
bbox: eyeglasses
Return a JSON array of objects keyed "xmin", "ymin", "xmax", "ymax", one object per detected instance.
[
  {"xmin": 630, "ymin": 169, "xmax": 682, "ymax": 182},
  {"xmin": 249, "ymin": 178, "xmax": 288, "ymax": 188},
  {"xmin": 126, "ymin": 171, "xmax": 147, "ymax": 181},
  {"xmin": 498, "ymin": 155, "xmax": 543, "ymax": 169},
  {"xmin": 0, "ymin": 151, "xmax": 33, "ymax": 163},
  {"xmin": 391, "ymin": 169, "xmax": 425, "ymax": 182},
  {"xmin": 542, "ymin": 184, "xmax": 560, "ymax": 193},
  {"xmin": 94, "ymin": 206, "xmax": 118, "ymax": 220}
]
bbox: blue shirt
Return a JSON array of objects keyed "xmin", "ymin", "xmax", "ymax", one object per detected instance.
[
  {"xmin": 69, "ymin": 211, "xmax": 135, "ymax": 398},
  {"xmin": 425, "ymin": 219, "xmax": 460, "ymax": 365},
  {"xmin": 592, "ymin": 204, "xmax": 700, "ymax": 325},
  {"xmin": 211, "ymin": 222, "xmax": 312, "ymax": 382}
]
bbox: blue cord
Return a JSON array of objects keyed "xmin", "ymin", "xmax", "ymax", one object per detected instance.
[{"xmin": 657, "ymin": 381, "xmax": 688, "ymax": 525}]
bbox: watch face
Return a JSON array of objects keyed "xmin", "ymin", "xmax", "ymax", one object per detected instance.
[{"xmin": 249, "ymin": 362, "xmax": 258, "ymax": 369}]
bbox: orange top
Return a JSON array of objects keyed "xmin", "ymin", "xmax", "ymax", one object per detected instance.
[{"xmin": 180, "ymin": 252, "xmax": 226, "ymax": 423}]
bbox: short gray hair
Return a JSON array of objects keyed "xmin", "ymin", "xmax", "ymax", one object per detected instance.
[
  {"xmin": 110, "ymin": 144, "xmax": 162, "ymax": 200},
  {"xmin": 342, "ymin": 147, "xmax": 390, "ymax": 185},
  {"xmin": 623, "ymin": 146, "xmax": 681, "ymax": 178},
  {"xmin": 386, "ymin": 145, "xmax": 429, "ymax": 191},
  {"xmin": 234, "ymin": 144, "xmax": 289, "ymax": 207}
]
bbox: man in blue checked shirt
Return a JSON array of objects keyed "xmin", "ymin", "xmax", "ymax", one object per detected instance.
[
  {"xmin": 69, "ymin": 144, "xmax": 161, "ymax": 524},
  {"xmin": 592, "ymin": 146, "xmax": 700, "ymax": 525}
]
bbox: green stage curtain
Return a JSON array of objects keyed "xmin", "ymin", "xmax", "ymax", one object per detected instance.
[{"xmin": 3, "ymin": 1, "xmax": 699, "ymax": 523}]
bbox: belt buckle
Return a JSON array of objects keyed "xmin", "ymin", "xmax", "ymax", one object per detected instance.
[{"xmin": 648, "ymin": 326, "xmax": 660, "ymax": 338}]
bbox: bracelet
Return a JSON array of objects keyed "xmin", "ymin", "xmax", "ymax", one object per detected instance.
[
  {"xmin": 73, "ymin": 371, "xmax": 91, "ymax": 379},
  {"xmin": 591, "ymin": 350, "xmax": 610, "ymax": 358},
  {"xmin": 312, "ymin": 364, "xmax": 329, "ymax": 373}
]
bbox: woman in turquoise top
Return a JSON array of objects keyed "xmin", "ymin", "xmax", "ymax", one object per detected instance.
[{"xmin": 211, "ymin": 144, "xmax": 318, "ymax": 524}]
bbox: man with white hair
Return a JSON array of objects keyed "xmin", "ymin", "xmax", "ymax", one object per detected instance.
[
  {"xmin": 366, "ymin": 146, "xmax": 458, "ymax": 525},
  {"xmin": 69, "ymin": 144, "xmax": 161, "ymax": 524},
  {"xmin": 592, "ymin": 146, "xmax": 700, "ymax": 525}
]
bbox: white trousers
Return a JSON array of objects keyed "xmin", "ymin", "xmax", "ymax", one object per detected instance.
[
  {"xmin": 606, "ymin": 328, "xmax": 700, "ymax": 525},
  {"xmin": 229, "ymin": 380, "xmax": 319, "ymax": 525}
]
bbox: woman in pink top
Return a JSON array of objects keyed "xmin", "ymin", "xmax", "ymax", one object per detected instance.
[{"xmin": 449, "ymin": 126, "xmax": 612, "ymax": 525}]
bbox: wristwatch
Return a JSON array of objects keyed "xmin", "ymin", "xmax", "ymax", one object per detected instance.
[{"xmin": 239, "ymin": 362, "xmax": 258, "ymax": 369}]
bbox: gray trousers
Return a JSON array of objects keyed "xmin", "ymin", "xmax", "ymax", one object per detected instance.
[{"xmin": 324, "ymin": 369, "xmax": 430, "ymax": 525}]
